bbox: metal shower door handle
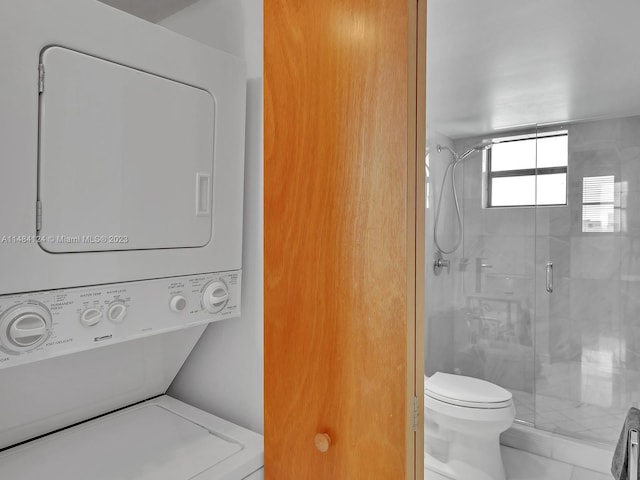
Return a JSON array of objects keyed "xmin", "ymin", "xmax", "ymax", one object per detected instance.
[
  {"xmin": 546, "ymin": 262, "xmax": 553, "ymax": 293},
  {"xmin": 630, "ymin": 429, "xmax": 638, "ymax": 480}
]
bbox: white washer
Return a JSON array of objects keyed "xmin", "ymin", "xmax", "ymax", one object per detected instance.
[
  {"xmin": 0, "ymin": 275, "xmax": 264, "ymax": 480},
  {"xmin": 0, "ymin": 396, "xmax": 263, "ymax": 480}
]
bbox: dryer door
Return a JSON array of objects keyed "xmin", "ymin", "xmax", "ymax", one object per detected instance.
[{"xmin": 38, "ymin": 46, "xmax": 215, "ymax": 253}]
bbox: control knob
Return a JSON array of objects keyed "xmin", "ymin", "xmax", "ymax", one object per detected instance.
[
  {"xmin": 0, "ymin": 303, "xmax": 52, "ymax": 353},
  {"xmin": 106, "ymin": 302, "xmax": 127, "ymax": 323},
  {"xmin": 169, "ymin": 295, "xmax": 187, "ymax": 313},
  {"xmin": 202, "ymin": 281, "xmax": 229, "ymax": 313},
  {"xmin": 80, "ymin": 308, "xmax": 102, "ymax": 327}
]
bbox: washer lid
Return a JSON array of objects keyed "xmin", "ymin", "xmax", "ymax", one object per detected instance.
[
  {"xmin": 0, "ymin": 404, "xmax": 243, "ymax": 480},
  {"xmin": 424, "ymin": 372, "xmax": 513, "ymax": 408}
]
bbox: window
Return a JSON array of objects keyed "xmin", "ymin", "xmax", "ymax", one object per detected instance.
[
  {"xmin": 486, "ymin": 130, "xmax": 568, "ymax": 207},
  {"xmin": 582, "ymin": 176, "xmax": 619, "ymax": 233}
]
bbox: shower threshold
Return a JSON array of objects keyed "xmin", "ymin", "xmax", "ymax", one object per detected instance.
[{"xmin": 500, "ymin": 422, "xmax": 614, "ymax": 475}]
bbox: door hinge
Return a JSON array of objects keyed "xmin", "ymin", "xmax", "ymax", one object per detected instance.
[
  {"xmin": 36, "ymin": 201, "xmax": 42, "ymax": 231},
  {"xmin": 413, "ymin": 395, "xmax": 418, "ymax": 432},
  {"xmin": 38, "ymin": 63, "xmax": 45, "ymax": 93}
]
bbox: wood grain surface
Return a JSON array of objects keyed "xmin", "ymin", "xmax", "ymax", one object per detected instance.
[
  {"xmin": 414, "ymin": 0, "xmax": 427, "ymax": 477},
  {"xmin": 265, "ymin": 1, "xmax": 424, "ymax": 478}
]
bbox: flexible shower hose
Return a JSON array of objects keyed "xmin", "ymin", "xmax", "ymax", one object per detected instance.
[{"xmin": 433, "ymin": 150, "xmax": 463, "ymax": 254}]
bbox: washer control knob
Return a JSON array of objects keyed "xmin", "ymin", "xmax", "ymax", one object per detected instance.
[
  {"xmin": 9, "ymin": 314, "xmax": 48, "ymax": 347},
  {"xmin": 202, "ymin": 281, "xmax": 229, "ymax": 313},
  {"xmin": 80, "ymin": 308, "xmax": 102, "ymax": 327},
  {"xmin": 0, "ymin": 303, "xmax": 52, "ymax": 353},
  {"xmin": 107, "ymin": 302, "xmax": 127, "ymax": 323},
  {"xmin": 169, "ymin": 295, "xmax": 187, "ymax": 313}
]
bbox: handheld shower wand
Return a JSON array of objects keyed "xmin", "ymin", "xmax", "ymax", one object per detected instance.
[{"xmin": 433, "ymin": 141, "xmax": 492, "ymax": 257}]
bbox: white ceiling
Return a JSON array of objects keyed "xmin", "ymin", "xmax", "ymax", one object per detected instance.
[
  {"xmin": 98, "ymin": 0, "xmax": 199, "ymax": 23},
  {"xmin": 427, "ymin": 0, "xmax": 640, "ymax": 139}
]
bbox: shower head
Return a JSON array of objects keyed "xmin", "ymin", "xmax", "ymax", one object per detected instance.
[
  {"xmin": 436, "ymin": 141, "xmax": 492, "ymax": 162},
  {"xmin": 458, "ymin": 140, "xmax": 492, "ymax": 161},
  {"xmin": 474, "ymin": 141, "xmax": 493, "ymax": 151}
]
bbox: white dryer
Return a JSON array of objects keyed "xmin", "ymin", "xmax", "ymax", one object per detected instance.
[{"xmin": 0, "ymin": 1, "xmax": 263, "ymax": 478}]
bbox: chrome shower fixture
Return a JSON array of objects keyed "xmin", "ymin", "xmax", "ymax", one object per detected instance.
[
  {"xmin": 432, "ymin": 140, "xmax": 493, "ymax": 256},
  {"xmin": 437, "ymin": 140, "xmax": 493, "ymax": 163},
  {"xmin": 458, "ymin": 141, "xmax": 492, "ymax": 160}
]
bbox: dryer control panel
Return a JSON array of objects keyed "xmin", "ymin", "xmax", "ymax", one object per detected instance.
[{"xmin": 0, "ymin": 271, "xmax": 241, "ymax": 368}]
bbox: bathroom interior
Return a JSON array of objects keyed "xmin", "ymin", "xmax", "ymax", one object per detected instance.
[{"xmin": 424, "ymin": 1, "xmax": 640, "ymax": 478}]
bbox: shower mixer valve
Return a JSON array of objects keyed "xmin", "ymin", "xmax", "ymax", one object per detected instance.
[{"xmin": 433, "ymin": 252, "xmax": 450, "ymax": 275}]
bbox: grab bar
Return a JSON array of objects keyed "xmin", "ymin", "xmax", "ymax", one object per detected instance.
[
  {"xmin": 546, "ymin": 262, "xmax": 553, "ymax": 293},
  {"xmin": 630, "ymin": 429, "xmax": 638, "ymax": 480}
]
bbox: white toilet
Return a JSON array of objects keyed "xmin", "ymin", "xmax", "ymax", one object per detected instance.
[{"xmin": 424, "ymin": 372, "xmax": 515, "ymax": 480}]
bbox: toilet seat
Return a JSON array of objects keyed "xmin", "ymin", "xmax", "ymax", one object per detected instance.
[{"xmin": 424, "ymin": 372, "xmax": 512, "ymax": 409}]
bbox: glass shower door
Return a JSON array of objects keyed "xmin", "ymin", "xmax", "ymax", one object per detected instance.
[
  {"xmin": 468, "ymin": 132, "xmax": 539, "ymax": 426},
  {"xmin": 534, "ymin": 118, "xmax": 636, "ymax": 445}
]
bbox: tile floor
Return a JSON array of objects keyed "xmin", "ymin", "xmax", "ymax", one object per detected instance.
[
  {"xmin": 512, "ymin": 389, "xmax": 626, "ymax": 445},
  {"xmin": 424, "ymin": 446, "xmax": 611, "ymax": 480}
]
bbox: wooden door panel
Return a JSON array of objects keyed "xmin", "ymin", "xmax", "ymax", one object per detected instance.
[{"xmin": 265, "ymin": 1, "xmax": 423, "ymax": 478}]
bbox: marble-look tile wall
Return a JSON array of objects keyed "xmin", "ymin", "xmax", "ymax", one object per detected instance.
[{"xmin": 425, "ymin": 115, "xmax": 640, "ymax": 442}]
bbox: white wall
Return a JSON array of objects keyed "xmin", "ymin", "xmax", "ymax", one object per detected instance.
[{"xmin": 160, "ymin": 0, "xmax": 263, "ymax": 434}]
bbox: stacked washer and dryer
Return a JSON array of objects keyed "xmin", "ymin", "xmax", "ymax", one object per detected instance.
[{"xmin": 0, "ymin": 1, "xmax": 263, "ymax": 478}]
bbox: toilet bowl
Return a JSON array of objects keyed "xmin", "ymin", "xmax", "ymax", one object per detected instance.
[{"xmin": 424, "ymin": 372, "xmax": 515, "ymax": 480}]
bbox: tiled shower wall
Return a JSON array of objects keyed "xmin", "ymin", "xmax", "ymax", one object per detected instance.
[
  {"xmin": 425, "ymin": 131, "xmax": 463, "ymax": 376},
  {"xmin": 425, "ymin": 115, "xmax": 640, "ymax": 445}
]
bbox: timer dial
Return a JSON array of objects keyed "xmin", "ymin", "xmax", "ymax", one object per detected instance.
[
  {"xmin": 202, "ymin": 281, "xmax": 229, "ymax": 313},
  {"xmin": 0, "ymin": 303, "xmax": 52, "ymax": 353}
]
